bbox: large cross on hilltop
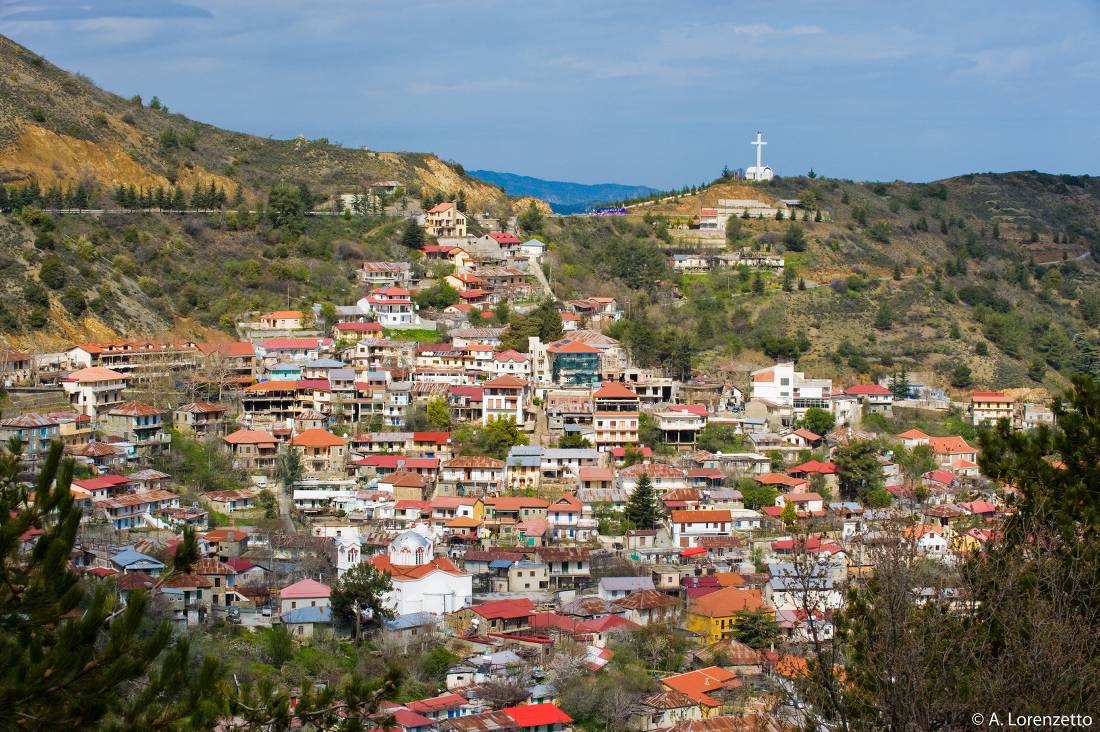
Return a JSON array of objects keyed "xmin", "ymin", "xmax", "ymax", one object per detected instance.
[{"xmin": 751, "ymin": 131, "xmax": 767, "ymax": 170}]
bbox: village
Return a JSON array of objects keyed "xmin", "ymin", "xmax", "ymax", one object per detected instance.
[{"xmin": 0, "ymin": 149, "xmax": 1057, "ymax": 730}]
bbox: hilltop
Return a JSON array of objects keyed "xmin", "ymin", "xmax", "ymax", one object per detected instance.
[
  {"xmin": 468, "ymin": 169, "xmax": 659, "ymax": 213},
  {"xmin": 0, "ymin": 34, "xmax": 506, "ymax": 209},
  {"xmin": 535, "ymin": 170, "xmax": 1100, "ymax": 396}
]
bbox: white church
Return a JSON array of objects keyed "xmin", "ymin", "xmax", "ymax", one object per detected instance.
[
  {"xmin": 745, "ymin": 131, "xmax": 775, "ymax": 182},
  {"xmin": 358, "ymin": 525, "xmax": 473, "ymax": 617}
]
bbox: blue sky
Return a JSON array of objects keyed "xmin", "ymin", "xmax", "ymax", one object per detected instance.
[{"xmin": 2, "ymin": 1, "xmax": 1098, "ymax": 188}]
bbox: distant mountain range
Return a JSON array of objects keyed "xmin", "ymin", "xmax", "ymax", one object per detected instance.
[{"xmin": 469, "ymin": 170, "xmax": 660, "ymax": 213}]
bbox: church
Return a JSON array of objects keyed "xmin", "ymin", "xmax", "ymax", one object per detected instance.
[
  {"xmin": 366, "ymin": 526, "xmax": 473, "ymax": 617},
  {"xmin": 745, "ymin": 131, "xmax": 775, "ymax": 182}
]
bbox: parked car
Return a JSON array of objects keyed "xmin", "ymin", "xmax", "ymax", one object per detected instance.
[
  {"xmin": 260, "ymin": 605, "xmax": 272, "ymax": 617},
  {"xmin": 227, "ymin": 607, "xmax": 242, "ymax": 624}
]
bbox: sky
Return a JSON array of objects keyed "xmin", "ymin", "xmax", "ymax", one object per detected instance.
[{"xmin": 2, "ymin": 0, "xmax": 1099, "ymax": 189}]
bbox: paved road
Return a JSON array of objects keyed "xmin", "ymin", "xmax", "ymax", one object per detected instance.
[
  {"xmin": 527, "ymin": 254, "xmax": 555, "ymax": 301},
  {"xmin": 277, "ymin": 480, "xmax": 297, "ymax": 534}
]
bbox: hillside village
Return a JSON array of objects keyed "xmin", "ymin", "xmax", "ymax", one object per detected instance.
[{"xmin": 0, "ymin": 173, "xmax": 1068, "ymax": 730}]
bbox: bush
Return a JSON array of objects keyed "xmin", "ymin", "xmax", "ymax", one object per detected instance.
[{"xmin": 38, "ymin": 256, "xmax": 66, "ymax": 289}]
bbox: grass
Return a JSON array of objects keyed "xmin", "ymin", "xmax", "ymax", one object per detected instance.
[{"xmin": 383, "ymin": 327, "xmax": 440, "ymax": 342}]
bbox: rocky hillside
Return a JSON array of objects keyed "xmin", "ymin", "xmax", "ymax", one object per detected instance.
[{"xmin": 0, "ymin": 34, "xmax": 506, "ymax": 209}]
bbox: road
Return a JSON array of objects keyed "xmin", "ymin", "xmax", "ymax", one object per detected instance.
[{"xmin": 277, "ymin": 479, "xmax": 297, "ymax": 534}]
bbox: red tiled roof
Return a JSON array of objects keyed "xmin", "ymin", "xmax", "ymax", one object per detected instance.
[
  {"xmin": 503, "ymin": 704, "xmax": 572, "ymax": 728},
  {"xmin": 472, "ymin": 598, "xmax": 535, "ymax": 620},
  {"xmin": 279, "ymin": 578, "xmax": 331, "ymax": 599}
]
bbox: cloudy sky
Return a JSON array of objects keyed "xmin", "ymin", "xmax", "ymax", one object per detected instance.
[{"xmin": 2, "ymin": 1, "xmax": 1098, "ymax": 188}]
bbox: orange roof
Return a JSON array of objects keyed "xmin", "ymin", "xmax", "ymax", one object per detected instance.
[
  {"xmin": 263, "ymin": 310, "xmax": 303, "ymax": 319},
  {"xmin": 928, "ymin": 435, "xmax": 975, "ymax": 454},
  {"xmin": 427, "ymin": 202, "xmax": 455, "ymax": 213},
  {"xmin": 593, "ymin": 382, "xmax": 638, "ymax": 399},
  {"xmin": 224, "ymin": 429, "xmax": 277, "ymax": 445},
  {"xmin": 714, "ymin": 571, "xmax": 746, "ymax": 588},
  {"xmin": 671, "ymin": 509, "xmax": 731, "ymax": 524},
  {"xmin": 755, "ymin": 473, "xmax": 808, "ymax": 488},
  {"xmin": 897, "ymin": 429, "xmax": 930, "ymax": 440},
  {"xmin": 546, "ymin": 339, "xmax": 601, "ymax": 354},
  {"xmin": 445, "ymin": 516, "xmax": 481, "ymax": 528},
  {"xmin": 661, "ymin": 666, "xmax": 742, "ymax": 707},
  {"xmin": 382, "ymin": 470, "xmax": 427, "ymax": 488},
  {"xmin": 688, "ymin": 587, "xmax": 765, "ymax": 618},
  {"xmin": 483, "ymin": 375, "xmax": 528, "ymax": 388},
  {"xmin": 752, "ymin": 370, "xmax": 773, "ymax": 383},
  {"xmin": 244, "ymin": 380, "xmax": 298, "ymax": 393},
  {"xmin": 64, "ymin": 366, "xmax": 126, "ymax": 382},
  {"xmin": 290, "ymin": 429, "xmax": 345, "ymax": 448}
]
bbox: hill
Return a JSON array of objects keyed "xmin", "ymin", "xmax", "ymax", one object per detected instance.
[
  {"xmin": 0, "ymin": 34, "xmax": 507, "ymax": 210},
  {"xmin": 468, "ymin": 169, "xmax": 659, "ymax": 213},
  {"xmin": 535, "ymin": 171, "xmax": 1100, "ymax": 397}
]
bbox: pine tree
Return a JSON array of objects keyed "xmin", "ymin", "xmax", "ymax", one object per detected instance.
[
  {"xmin": 0, "ymin": 440, "xmax": 220, "ymax": 729},
  {"xmin": 625, "ymin": 473, "xmax": 660, "ymax": 530}
]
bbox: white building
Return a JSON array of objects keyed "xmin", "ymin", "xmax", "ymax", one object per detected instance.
[
  {"xmin": 357, "ymin": 286, "xmax": 421, "ymax": 327},
  {"xmin": 367, "ymin": 528, "xmax": 472, "ymax": 616},
  {"xmin": 61, "ymin": 367, "xmax": 128, "ymax": 417},
  {"xmin": 751, "ymin": 362, "xmax": 832, "ymax": 420},
  {"xmin": 670, "ymin": 509, "xmax": 733, "ymax": 549}
]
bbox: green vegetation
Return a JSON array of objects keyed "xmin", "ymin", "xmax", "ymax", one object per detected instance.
[{"xmin": 624, "ymin": 473, "xmax": 660, "ymax": 530}]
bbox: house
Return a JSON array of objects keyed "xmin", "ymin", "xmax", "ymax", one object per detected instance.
[
  {"xmin": 670, "ymin": 509, "xmax": 733, "ymax": 549},
  {"xmin": 452, "ymin": 597, "xmax": 535, "ymax": 634},
  {"xmin": 290, "ymin": 429, "xmax": 347, "ymax": 476},
  {"xmin": 111, "ymin": 546, "xmax": 166, "ymax": 575},
  {"xmin": 905, "ymin": 523, "xmax": 949, "ymax": 558},
  {"xmin": 774, "ymin": 491, "xmax": 825, "ymax": 515},
  {"xmin": 442, "ymin": 456, "xmax": 506, "ymax": 495},
  {"xmin": 482, "ymin": 375, "xmax": 527, "ymax": 425},
  {"xmin": 927, "ymin": 435, "xmax": 977, "ymax": 467},
  {"xmin": 592, "ymin": 382, "xmax": 640, "ymax": 449},
  {"xmin": 659, "ymin": 666, "xmax": 742, "ymax": 713},
  {"xmin": 598, "ymin": 576, "xmax": 655, "ymax": 601},
  {"xmin": 843, "ymin": 384, "xmax": 893, "ymax": 414},
  {"xmin": 60, "ymin": 367, "xmax": 128, "ymax": 417},
  {"xmin": 631, "ymin": 691, "xmax": 703, "ymax": 732},
  {"xmin": 684, "ymin": 587, "xmax": 767, "ymax": 643},
  {"xmin": 102, "ymin": 401, "xmax": 169, "ymax": 453},
  {"xmin": 334, "ymin": 321, "xmax": 385, "ymax": 342},
  {"xmin": 369, "ymin": 529, "xmax": 472, "ymax": 615},
  {"xmin": 193, "ymin": 557, "xmax": 240, "ymax": 608},
  {"xmin": 259, "ymin": 310, "xmax": 305, "ymax": 330},
  {"xmin": 0, "ymin": 413, "xmax": 61, "ymax": 469},
  {"xmin": 359, "ymin": 261, "xmax": 412, "ymax": 287},
  {"xmin": 224, "ymin": 429, "xmax": 279, "ymax": 473},
  {"xmin": 278, "ymin": 578, "xmax": 331, "ymax": 614},
  {"xmin": 96, "ymin": 490, "xmax": 179, "ymax": 530},
  {"xmin": 382, "ymin": 612, "xmax": 443, "ymax": 653},
  {"xmin": 280, "ymin": 605, "xmax": 333, "ymax": 638},
  {"xmin": 766, "ymin": 561, "xmax": 843, "ymax": 611},
  {"xmin": 897, "ymin": 428, "xmax": 930, "ymax": 450},
  {"xmin": 614, "ymin": 588, "xmax": 680, "ymax": 626},
  {"xmin": 204, "ymin": 488, "xmax": 260, "ymax": 514},
  {"xmin": 173, "ymin": 402, "xmax": 227, "ymax": 436},
  {"xmin": 424, "ymin": 202, "xmax": 468, "ymax": 238},
  {"xmin": 671, "ymin": 253, "xmax": 711, "ymax": 273},
  {"xmin": 358, "ymin": 286, "xmax": 421, "ymax": 327},
  {"xmin": 621, "ymin": 463, "xmax": 688, "ymax": 493},
  {"xmin": 969, "ymin": 391, "xmax": 1015, "ymax": 426},
  {"xmin": 782, "ymin": 428, "xmax": 822, "ymax": 449}
]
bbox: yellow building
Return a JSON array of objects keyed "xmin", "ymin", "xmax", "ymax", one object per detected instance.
[{"xmin": 684, "ymin": 587, "xmax": 767, "ymax": 644}]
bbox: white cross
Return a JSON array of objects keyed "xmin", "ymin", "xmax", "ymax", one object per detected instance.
[{"xmin": 751, "ymin": 131, "xmax": 767, "ymax": 170}]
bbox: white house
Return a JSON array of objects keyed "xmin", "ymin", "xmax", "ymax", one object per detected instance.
[
  {"xmin": 750, "ymin": 362, "xmax": 832, "ymax": 420},
  {"xmin": 358, "ymin": 286, "xmax": 421, "ymax": 327},
  {"xmin": 61, "ymin": 367, "xmax": 128, "ymax": 417},
  {"xmin": 670, "ymin": 509, "xmax": 733, "ymax": 549}
]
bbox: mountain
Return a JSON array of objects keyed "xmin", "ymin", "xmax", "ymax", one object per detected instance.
[
  {"xmin": 468, "ymin": 169, "xmax": 659, "ymax": 213},
  {"xmin": 0, "ymin": 34, "xmax": 506, "ymax": 209}
]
